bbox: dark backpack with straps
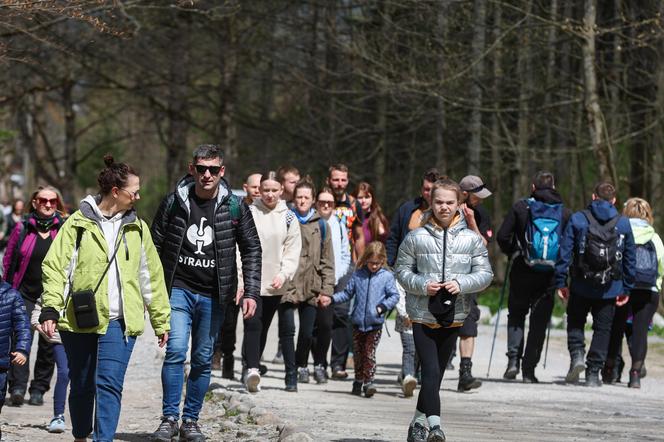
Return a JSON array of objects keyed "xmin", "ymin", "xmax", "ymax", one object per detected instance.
[
  {"xmin": 633, "ymin": 240, "xmax": 658, "ymax": 290},
  {"xmin": 574, "ymin": 210, "xmax": 622, "ymax": 287}
]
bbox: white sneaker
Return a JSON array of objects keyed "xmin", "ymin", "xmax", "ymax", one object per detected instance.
[
  {"xmin": 48, "ymin": 415, "xmax": 66, "ymax": 433},
  {"xmin": 402, "ymin": 375, "xmax": 417, "ymax": 398},
  {"xmin": 245, "ymin": 368, "xmax": 261, "ymax": 393}
]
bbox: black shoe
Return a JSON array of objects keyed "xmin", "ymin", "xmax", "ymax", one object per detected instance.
[
  {"xmin": 628, "ymin": 369, "xmax": 641, "ymax": 389},
  {"xmin": 407, "ymin": 422, "xmax": 428, "ymax": 442},
  {"xmin": 503, "ymin": 357, "xmax": 520, "ymax": 380},
  {"xmin": 9, "ymin": 389, "xmax": 25, "ymax": 406},
  {"xmin": 522, "ymin": 367, "xmax": 539, "ymax": 384},
  {"xmin": 180, "ymin": 418, "xmax": 205, "ymax": 442},
  {"xmin": 565, "ymin": 351, "xmax": 585, "ymax": 383},
  {"xmin": 259, "ymin": 364, "xmax": 268, "ymax": 376},
  {"xmin": 585, "ymin": 368, "xmax": 602, "ymax": 387},
  {"xmin": 457, "ymin": 359, "xmax": 481, "ymax": 392},
  {"xmin": 151, "ymin": 416, "xmax": 179, "ymax": 442},
  {"xmin": 285, "ymin": 371, "xmax": 298, "ymax": 392},
  {"xmin": 614, "ymin": 356, "xmax": 625, "ymax": 383},
  {"xmin": 28, "ymin": 391, "xmax": 44, "ymax": 406},
  {"xmin": 221, "ymin": 356, "xmax": 234, "ymax": 380},
  {"xmin": 313, "ymin": 365, "xmax": 327, "ymax": 384},
  {"xmin": 363, "ymin": 382, "xmax": 377, "ymax": 398},
  {"xmin": 640, "ymin": 364, "xmax": 647, "ymax": 379},
  {"xmin": 427, "ymin": 425, "xmax": 446, "ymax": 442},
  {"xmin": 351, "ymin": 381, "xmax": 362, "ymax": 396}
]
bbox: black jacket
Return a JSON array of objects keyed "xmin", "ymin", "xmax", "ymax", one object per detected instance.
[
  {"xmin": 386, "ymin": 197, "xmax": 426, "ymax": 267},
  {"xmin": 151, "ymin": 175, "xmax": 262, "ymax": 303},
  {"xmin": 0, "ymin": 282, "xmax": 31, "ymax": 369},
  {"xmin": 496, "ymin": 188, "xmax": 572, "ymax": 282}
]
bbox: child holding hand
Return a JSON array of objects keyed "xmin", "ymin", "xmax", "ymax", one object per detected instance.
[{"xmin": 320, "ymin": 241, "xmax": 399, "ymax": 397}]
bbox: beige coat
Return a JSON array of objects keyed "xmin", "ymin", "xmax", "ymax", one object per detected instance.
[{"xmin": 284, "ymin": 210, "xmax": 335, "ymax": 305}]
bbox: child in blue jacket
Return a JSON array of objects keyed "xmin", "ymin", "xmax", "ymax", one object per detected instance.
[
  {"xmin": 0, "ymin": 280, "xmax": 31, "ymax": 437},
  {"xmin": 320, "ymin": 241, "xmax": 399, "ymax": 397}
]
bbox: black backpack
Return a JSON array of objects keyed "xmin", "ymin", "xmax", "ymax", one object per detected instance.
[
  {"xmin": 574, "ymin": 210, "xmax": 622, "ymax": 287},
  {"xmin": 633, "ymin": 240, "xmax": 658, "ymax": 290}
]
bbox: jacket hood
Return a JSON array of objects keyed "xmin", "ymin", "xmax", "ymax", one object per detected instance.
[
  {"xmin": 422, "ymin": 211, "xmax": 467, "ymax": 237},
  {"xmin": 531, "ymin": 188, "xmax": 563, "ymax": 204},
  {"xmin": 588, "ymin": 199, "xmax": 618, "ymax": 223},
  {"xmin": 629, "ymin": 218, "xmax": 655, "ymax": 243},
  {"xmin": 80, "ymin": 195, "xmax": 137, "ymax": 226},
  {"xmin": 253, "ymin": 198, "xmax": 289, "ymax": 215},
  {"xmin": 174, "ymin": 174, "xmax": 231, "ymax": 211}
]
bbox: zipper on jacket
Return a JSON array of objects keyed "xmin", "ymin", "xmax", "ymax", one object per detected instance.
[
  {"xmin": 363, "ymin": 271, "xmax": 373, "ymax": 331},
  {"xmin": 442, "ymin": 227, "xmax": 447, "ymax": 282}
]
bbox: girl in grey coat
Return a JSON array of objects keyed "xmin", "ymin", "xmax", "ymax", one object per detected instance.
[{"xmin": 396, "ymin": 179, "xmax": 493, "ymax": 442}]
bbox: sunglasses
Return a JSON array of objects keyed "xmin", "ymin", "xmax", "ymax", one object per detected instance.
[
  {"xmin": 36, "ymin": 198, "xmax": 58, "ymax": 206},
  {"xmin": 317, "ymin": 200, "xmax": 335, "ymax": 207},
  {"xmin": 195, "ymin": 165, "xmax": 222, "ymax": 175}
]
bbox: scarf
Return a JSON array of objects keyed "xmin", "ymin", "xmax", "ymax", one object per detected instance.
[
  {"xmin": 34, "ymin": 213, "xmax": 57, "ymax": 232},
  {"xmin": 293, "ymin": 208, "xmax": 315, "ymax": 224}
]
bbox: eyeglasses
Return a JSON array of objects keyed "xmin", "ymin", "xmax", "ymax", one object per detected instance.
[
  {"xmin": 36, "ymin": 198, "xmax": 58, "ymax": 206},
  {"xmin": 195, "ymin": 165, "xmax": 222, "ymax": 175},
  {"xmin": 119, "ymin": 188, "xmax": 140, "ymax": 199},
  {"xmin": 317, "ymin": 200, "xmax": 335, "ymax": 207}
]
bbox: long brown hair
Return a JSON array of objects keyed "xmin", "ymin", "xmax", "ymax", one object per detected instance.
[{"xmin": 352, "ymin": 182, "xmax": 389, "ymax": 241}]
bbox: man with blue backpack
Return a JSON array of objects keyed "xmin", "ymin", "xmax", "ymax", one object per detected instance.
[
  {"xmin": 497, "ymin": 171, "xmax": 571, "ymax": 383},
  {"xmin": 555, "ymin": 182, "xmax": 636, "ymax": 387}
]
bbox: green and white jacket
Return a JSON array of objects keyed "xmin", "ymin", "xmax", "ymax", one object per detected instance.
[{"xmin": 40, "ymin": 196, "xmax": 171, "ymax": 336}]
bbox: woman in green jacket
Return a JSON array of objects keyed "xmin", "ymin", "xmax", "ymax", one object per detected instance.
[{"xmin": 40, "ymin": 155, "xmax": 171, "ymax": 442}]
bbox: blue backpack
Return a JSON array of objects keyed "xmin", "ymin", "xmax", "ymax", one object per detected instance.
[
  {"xmin": 634, "ymin": 240, "xmax": 658, "ymax": 290},
  {"xmin": 522, "ymin": 198, "xmax": 563, "ymax": 271}
]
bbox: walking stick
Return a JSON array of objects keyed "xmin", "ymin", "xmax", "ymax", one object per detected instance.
[
  {"xmin": 543, "ymin": 318, "xmax": 551, "ymax": 369},
  {"xmin": 487, "ymin": 258, "xmax": 512, "ymax": 378}
]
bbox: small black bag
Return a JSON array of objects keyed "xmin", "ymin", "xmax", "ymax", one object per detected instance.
[{"xmin": 429, "ymin": 286, "xmax": 456, "ymax": 327}]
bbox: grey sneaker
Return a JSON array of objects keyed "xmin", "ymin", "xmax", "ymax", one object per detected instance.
[
  {"xmin": 245, "ymin": 368, "xmax": 261, "ymax": 393},
  {"xmin": 152, "ymin": 416, "xmax": 179, "ymax": 442},
  {"xmin": 47, "ymin": 415, "xmax": 66, "ymax": 433},
  {"xmin": 313, "ymin": 365, "xmax": 327, "ymax": 384},
  {"xmin": 298, "ymin": 367, "xmax": 310, "ymax": 383},
  {"xmin": 427, "ymin": 425, "xmax": 446, "ymax": 442},
  {"xmin": 402, "ymin": 375, "xmax": 417, "ymax": 397},
  {"xmin": 363, "ymin": 382, "xmax": 377, "ymax": 398},
  {"xmin": 407, "ymin": 422, "xmax": 428, "ymax": 442},
  {"xmin": 180, "ymin": 418, "xmax": 205, "ymax": 442}
]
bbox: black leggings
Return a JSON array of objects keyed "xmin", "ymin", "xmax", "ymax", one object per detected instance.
[
  {"xmin": 413, "ymin": 323, "xmax": 459, "ymax": 417},
  {"xmin": 312, "ymin": 305, "xmax": 334, "ymax": 367},
  {"xmin": 607, "ymin": 290, "xmax": 660, "ymax": 370},
  {"xmin": 295, "ymin": 303, "xmax": 318, "ymax": 367}
]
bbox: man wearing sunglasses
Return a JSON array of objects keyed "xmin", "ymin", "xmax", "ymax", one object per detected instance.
[{"xmin": 151, "ymin": 144, "xmax": 262, "ymax": 442}]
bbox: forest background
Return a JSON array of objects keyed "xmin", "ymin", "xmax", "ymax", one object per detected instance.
[{"xmin": 1, "ymin": 0, "xmax": 663, "ymax": 284}]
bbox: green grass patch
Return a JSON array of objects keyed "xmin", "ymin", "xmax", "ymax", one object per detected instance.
[{"xmin": 477, "ymin": 284, "xmax": 566, "ymax": 317}]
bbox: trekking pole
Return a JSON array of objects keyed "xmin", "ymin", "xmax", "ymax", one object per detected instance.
[
  {"xmin": 487, "ymin": 257, "xmax": 512, "ymax": 378},
  {"xmin": 543, "ymin": 319, "xmax": 551, "ymax": 369}
]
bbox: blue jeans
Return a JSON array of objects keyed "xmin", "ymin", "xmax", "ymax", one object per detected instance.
[
  {"xmin": 61, "ymin": 320, "xmax": 136, "ymax": 442},
  {"xmin": 52, "ymin": 343, "xmax": 69, "ymax": 416},
  {"xmin": 162, "ymin": 287, "xmax": 224, "ymax": 421}
]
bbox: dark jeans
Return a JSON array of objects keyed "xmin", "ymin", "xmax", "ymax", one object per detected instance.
[
  {"xmin": 61, "ymin": 320, "xmax": 136, "ymax": 441},
  {"xmin": 0, "ymin": 369, "xmax": 7, "ymax": 412},
  {"xmin": 312, "ymin": 305, "xmax": 334, "ymax": 368},
  {"xmin": 413, "ymin": 324, "xmax": 459, "ymax": 417},
  {"xmin": 566, "ymin": 293, "xmax": 615, "ymax": 370},
  {"xmin": 215, "ymin": 300, "xmax": 240, "ymax": 358},
  {"xmin": 330, "ymin": 300, "xmax": 351, "ymax": 369},
  {"xmin": 242, "ymin": 296, "xmax": 296, "ymax": 375},
  {"xmin": 506, "ymin": 285, "xmax": 554, "ymax": 370},
  {"xmin": 607, "ymin": 290, "xmax": 659, "ymax": 370},
  {"xmin": 52, "ymin": 343, "xmax": 69, "ymax": 417},
  {"xmin": 295, "ymin": 303, "xmax": 317, "ymax": 367},
  {"xmin": 8, "ymin": 298, "xmax": 54, "ymax": 395}
]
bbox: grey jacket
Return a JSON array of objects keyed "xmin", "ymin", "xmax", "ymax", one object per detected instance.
[{"xmin": 395, "ymin": 213, "xmax": 493, "ymax": 326}]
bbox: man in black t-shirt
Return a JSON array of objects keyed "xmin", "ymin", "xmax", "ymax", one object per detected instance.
[{"xmin": 456, "ymin": 175, "xmax": 494, "ymax": 392}]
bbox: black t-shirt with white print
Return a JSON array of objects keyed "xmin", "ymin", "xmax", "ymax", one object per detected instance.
[{"xmin": 172, "ymin": 193, "xmax": 218, "ymax": 297}]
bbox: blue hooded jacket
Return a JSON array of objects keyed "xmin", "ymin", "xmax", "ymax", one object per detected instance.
[
  {"xmin": 332, "ymin": 267, "xmax": 399, "ymax": 332},
  {"xmin": 555, "ymin": 200, "xmax": 636, "ymax": 299},
  {"xmin": 0, "ymin": 281, "xmax": 31, "ymax": 369}
]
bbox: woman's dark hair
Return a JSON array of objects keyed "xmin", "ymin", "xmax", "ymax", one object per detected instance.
[
  {"xmin": 294, "ymin": 176, "xmax": 316, "ymax": 199},
  {"xmin": 352, "ymin": 182, "xmax": 389, "ymax": 242},
  {"xmin": 98, "ymin": 155, "xmax": 137, "ymax": 195},
  {"xmin": 260, "ymin": 170, "xmax": 280, "ymax": 184}
]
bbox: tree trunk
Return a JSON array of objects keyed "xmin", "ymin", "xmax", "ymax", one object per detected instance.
[
  {"xmin": 434, "ymin": 1, "xmax": 450, "ymax": 174},
  {"xmin": 467, "ymin": 0, "xmax": 486, "ymax": 175},
  {"xmin": 514, "ymin": 0, "xmax": 532, "ymax": 202},
  {"xmin": 543, "ymin": 0, "xmax": 559, "ymax": 161},
  {"xmin": 62, "ymin": 80, "xmax": 77, "ymax": 202}
]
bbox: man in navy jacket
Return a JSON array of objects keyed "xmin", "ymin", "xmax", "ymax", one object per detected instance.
[{"xmin": 555, "ymin": 182, "xmax": 636, "ymax": 387}]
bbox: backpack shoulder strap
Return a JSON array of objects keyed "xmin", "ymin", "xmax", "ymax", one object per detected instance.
[
  {"xmin": 229, "ymin": 195, "xmax": 241, "ymax": 222},
  {"xmin": 285, "ymin": 210, "xmax": 295, "ymax": 230},
  {"xmin": 318, "ymin": 218, "xmax": 327, "ymax": 250}
]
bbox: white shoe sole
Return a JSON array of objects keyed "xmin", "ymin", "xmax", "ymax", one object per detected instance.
[
  {"xmin": 246, "ymin": 373, "xmax": 261, "ymax": 393},
  {"xmin": 402, "ymin": 377, "xmax": 417, "ymax": 397}
]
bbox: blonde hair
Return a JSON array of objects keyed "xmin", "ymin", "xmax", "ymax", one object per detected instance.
[
  {"xmin": 623, "ymin": 197, "xmax": 653, "ymax": 225},
  {"xmin": 356, "ymin": 241, "xmax": 388, "ymax": 269},
  {"xmin": 30, "ymin": 185, "xmax": 67, "ymax": 217}
]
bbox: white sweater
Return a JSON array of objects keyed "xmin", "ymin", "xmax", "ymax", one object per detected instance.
[{"xmin": 250, "ymin": 199, "xmax": 302, "ymax": 297}]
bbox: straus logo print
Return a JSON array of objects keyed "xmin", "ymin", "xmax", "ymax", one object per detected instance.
[{"xmin": 187, "ymin": 217, "xmax": 213, "ymax": 254}]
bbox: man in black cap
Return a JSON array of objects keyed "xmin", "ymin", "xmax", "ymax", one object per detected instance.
[{"xmin": 456, "ymin": 175, "xmax": 493, "ymax": 392}]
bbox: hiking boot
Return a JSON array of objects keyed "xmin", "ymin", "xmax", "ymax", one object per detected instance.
[
  {"xmin": 628, "ymin": 369, "xmax": 640, "ymax": 389},
  {"xmin": 28, "ymin": 390, "xmax": 44, "ymax": 406},
  {"xmin": 221, "ymin": 356, "xmax": 234, "ymax": 380},
  {"xmin": 585, "ymin": 368, "xmax": 602, "ymax": 387},
  {"xmin": 503, "ymin": 357, "xmax": 520, "ymax": 380},
  {"xmin": 211, "ymin": 349, "xmax": 221, "ymax": 370},
  {"xmin": 351, "ymin": 381, "xmax": 362, "ymax": 396},
  {"xmin": 407, "ymin": 422, "xmax": 428, "ymax": 442},
  {"xmin": 285, "ymin": 371, "xmax": 298, "ymax": 392},
  {"xmin": 331, "ymin": 366, "xmax": 348, "ymax": 380},
  {"xmin": 9, "ymin": 389, "xmax": 25, "ymax": 406},
  {"xmin": 152, "ymin": 416, "xmax": 179, "ymax": 442},
  {"xmin": 427, "ymin": 425, "xmax": 446, "ymax": 442},
  {"xmin": 298, "ymin": 367, "xmax": 310, "ymax": 383},
  {"xmin": 245, "ymin": 368, "xmax": 261, "ymax": 393},
  {"xmin": 180, "ymin": 418, "xmax": 205, "ymax": 442},
  {"xmin": 522, "ymin": 367, "xmax": 539, "ymax": 384},
  {"xmin": 402, "ymin": 374, "xmax": 417, "ymax": 397},
  {"xmin": 457, "ymin": 359, "xmax": 481, "ymax": 392},
  {"xmin": 363, "ymin": 382, "xmax": 377, "ymax": 398},
  {"xmin": 313, "ymin": 365, "xmax": 327, "ymax": 384},
  {"xmin": 48, "ymin": 415, "xmax": 66, "ymax": 433},
  {"xmin": 565, "ymin": 351, "xmax": 585, "ymax": 383}
]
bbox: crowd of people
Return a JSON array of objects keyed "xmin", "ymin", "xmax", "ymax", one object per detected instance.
[{"xmin": 0, "ymin": 144, "xmax": 660, "ymax": 442}]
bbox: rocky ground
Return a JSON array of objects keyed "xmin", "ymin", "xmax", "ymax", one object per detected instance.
[{"xmin": 2, "ymin": 316, "xmax": 663, "ymax": 441}]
